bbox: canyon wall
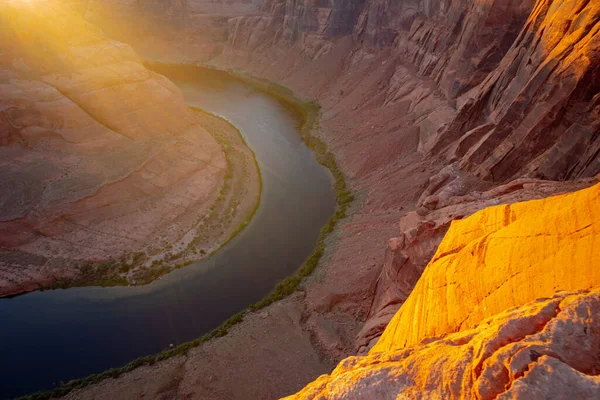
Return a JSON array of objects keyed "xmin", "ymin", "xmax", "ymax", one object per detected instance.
[
  {"xmin": 73, "ymin": 0, "xmax": 600, "ymax": 185},
  {"xmin": 289, "ymin": 182, "xmax": 600, "ymax": 399},
  {"xmin": 0, "ymin": 0, "xmax": 226, "ymax": 296},
  {"xmin": 207, "ymin": 0, "xmax": 600, "ymax": 354},
  {"xmin": 220, "ymin": 0, "xmax": 600, "ymax": 180},
  {"xmin": 13, "ymin": 0, "xmax": 600, "ymax": 398}
]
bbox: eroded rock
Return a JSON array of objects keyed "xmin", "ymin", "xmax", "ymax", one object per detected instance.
[
  {"xmin": 0, "ymin": 0, "xmax": 226, "ymax": 295},
  {"xmin": 288, "ymin": 289, "xmax": 600, "ymax": 399},
  {"xmin": 289, "ymin": 182, "xmax": 600, "ymax": 399},
  {"xmin": 357, "ymin": 173, "xmax": 598, "ymax": 351}
]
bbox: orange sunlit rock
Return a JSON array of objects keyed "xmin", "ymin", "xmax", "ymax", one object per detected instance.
[
  {"xmin": 287, "ymin": 288, "xmax": 600, "ymax": 399},
  {"xmin": 373, "ymin": 182, "xmax": 600, "ymax": 352},
  {"xmin": 286, "ymin": 182, "xmax": 600, "ymax": 399}
]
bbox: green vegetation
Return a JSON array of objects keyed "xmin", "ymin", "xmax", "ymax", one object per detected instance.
[
  {"xmin": 188, "ymin": 106, "xmax": 263, "ymax": 259},
  {"xmin": 19, "ymin": 67, "xmax": 353, "ymax": 400},
  {"xmin": 243, "ymin": 89, "xmax": 354, "ymax": 311}
]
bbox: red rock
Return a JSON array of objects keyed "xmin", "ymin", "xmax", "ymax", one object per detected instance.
[
  {"xmin": 289, "ymin": 182, "xmax": 600, "ymax": 399},
  {"xmin": 0, "ymin": 1, "xmax": 226, "ymax": 295}
]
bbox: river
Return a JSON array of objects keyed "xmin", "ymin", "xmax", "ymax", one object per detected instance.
[{"xmin": 0, "ymin": 66, "xmax": 335, "ymax": 399}]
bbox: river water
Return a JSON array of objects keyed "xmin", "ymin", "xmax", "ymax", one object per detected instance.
[{"xmin": 0, "ymin": 66, "xmax": 335, "ymax": 399}]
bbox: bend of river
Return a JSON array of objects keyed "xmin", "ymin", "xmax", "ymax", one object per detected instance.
[{"xmin": 0, "ymin": 66, "xmax": 335, "ymax": 399}]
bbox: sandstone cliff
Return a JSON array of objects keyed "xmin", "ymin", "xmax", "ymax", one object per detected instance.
[
  {"xmin": 356, "ymin": 173, "xmax": 598, "ymax": 352},
  {"xmin": 12, "ymin": 0, "xmax": 600, "ymax": 398},
  {"xmin": 221, "ymin": 0, "xmax": 600, "ymax": 180},
  {"xmin": 0, "ymin": 0, "xmax": 227, "ymax": 296},
  {"xmin": 289, "ymin": 182, "xmax": 600, "ymax": 399}
]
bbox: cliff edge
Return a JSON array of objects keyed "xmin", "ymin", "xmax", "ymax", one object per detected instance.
[{"xmin": 288, "ymin": 182, "xmax": 600, "ymax": 399}]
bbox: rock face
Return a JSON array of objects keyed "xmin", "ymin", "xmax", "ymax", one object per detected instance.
[
  {"xmin": 356, "ymin": 173, "xmax": 599, "ymax": 352},
  {"xmin": 433, "ymin": 0, "xmax": 600, "ymax": 182},
  {"xmin": 0, "ymin": 0, "xmax": 226, "ymax": 296},
  {"xmin": 374, "ymin": 182, "xmax": 600, "ymax": 352},
  {"xmin": 289, "ymin": 289, "xmax": 600, "ymax": 399},
  {"xmin": 288, "ymin": 182, "xmax": 600, "ymax": 399},
  {"xmin": 251, "ymin": 0, "xmax": 600, "ymax": 180}
]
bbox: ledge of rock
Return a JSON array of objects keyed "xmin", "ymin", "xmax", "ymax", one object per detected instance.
[
  {"xmin": 288, "ymin": 182, "xmax": 600, "ymax": 398},
  {"xmin": 288, "ymin": 289, "xmax": 600, "ymax": 399},
  {"xmin": 356, "ymin": 169, "xmax": 598, "ymax": 351}
]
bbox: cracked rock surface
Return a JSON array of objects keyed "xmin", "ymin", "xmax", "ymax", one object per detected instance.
[
  {"xmin": 289, "ymin": 288, "xmax": 600, "ymax": 399},
  {"xmin": 289, "ymin": 183, "xmax": 600, "ymax": 399}
]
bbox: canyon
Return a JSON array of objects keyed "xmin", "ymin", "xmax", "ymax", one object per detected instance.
[
  {"xmin": 0, "ymin": 0, "xmax": 260, "ymax": 297},
  {"xmin": 2, "ymin": 0, "xmax": 600, "ymax": 399}
]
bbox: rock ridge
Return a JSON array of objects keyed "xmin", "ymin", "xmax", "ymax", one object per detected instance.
[{"xmin": 289, "ymin": 182, "xmax": 600, "ymax": 399}]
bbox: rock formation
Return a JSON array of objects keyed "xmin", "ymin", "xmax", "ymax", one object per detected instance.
[
  {"xmin": 5, "ymin": 0, "xmax": 600, "ymax": 398},
  {"xmin": 288, "ymin": 182, "xmax": 600, "ymax": 399},
  {"xmin": 0, "ymin": 0, "xmax": 227, "ymax": 296},
  {"xmin": 356, "ymin": 172, "xmax": 599, "ymax": 352},
  {"xmin": 290, "ymin": 289, "xmax": 600, "ymax": 399}
]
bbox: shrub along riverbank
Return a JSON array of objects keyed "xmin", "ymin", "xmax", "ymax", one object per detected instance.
[{"xmin": 19, "ymin": 66, "xmax": 354, "ymax": 400}]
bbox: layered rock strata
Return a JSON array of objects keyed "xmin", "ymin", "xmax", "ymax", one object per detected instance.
[
  {"xmin": 357, "ymin": 173, "xmax": 599, "ymax": 351},
  {"xmin": 0, "ymin": 0, "xmax": 231, "ymax": 296},
  {"xmin": 289, "ymin": 289, "xmax": 600, "ymax": 399},
  {"xmin": 289, "ymin": 182, "xmax": 600, "ymax": 399}
]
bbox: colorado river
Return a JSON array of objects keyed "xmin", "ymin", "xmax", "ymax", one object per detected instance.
[{"xmin": 0, "ymin": 66, "xmax": 335, "ymax": 399}]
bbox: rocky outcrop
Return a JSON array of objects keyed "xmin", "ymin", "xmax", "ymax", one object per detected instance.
[
  {"xmin": 289, "ymin": 289, "xmax": 600, "ymax": 399},
  {"xmin": 357, "ymin": 169, "xmax": 599, "ymax": 351},
  {"xmin": 431, "ymin": 0, "xmax": 600, "ymax": 182},
  {"xmin": 288, "ymin": 182, "xmax": 600, "ymax": 399},
  {"xmin": 374, "ymin": 181, "xmax": 600, "ymax": 351},
  {"xmin": 0, "ymin": 0, "xmax": 226, "ymax": 296},
  {"xmin": 356, "ymin": 164, "xmax": 598, "ymax": 353}
]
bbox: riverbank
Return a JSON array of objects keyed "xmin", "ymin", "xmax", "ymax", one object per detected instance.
[
  {"xmin": 16, "ymin": 67, "xmax": 344, "ymax": 400},
  {"xmin": 1, "ymin": 110, "xmax": 261, "ymax": 298},
  {"xmin": 19, "ymin": 56, "xmax": 432, "ymax": 398}
]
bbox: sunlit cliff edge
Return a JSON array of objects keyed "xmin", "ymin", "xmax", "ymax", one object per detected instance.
[{"xmin": 288, "ymin": 182, "xmax": 600, "ymax": 399}]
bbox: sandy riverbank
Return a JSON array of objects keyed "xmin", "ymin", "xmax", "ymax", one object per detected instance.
[{"xmin": 0, "ymin": 109, "xmax": 261, "ymax": 298}]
